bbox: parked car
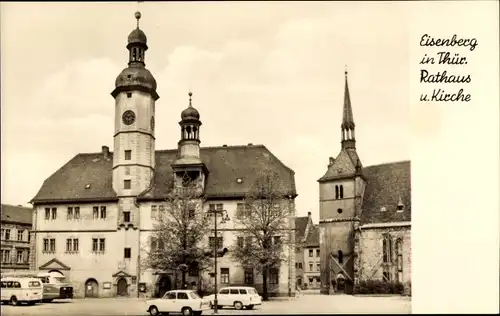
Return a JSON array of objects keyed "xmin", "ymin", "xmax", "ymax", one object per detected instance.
[
  {"xmin": 202, "ymin": 286, "xmax": 262, "ymax": 310},
  {"xmin": 146, "ymin": 290, "xmax": 211, "ymax": 316}
]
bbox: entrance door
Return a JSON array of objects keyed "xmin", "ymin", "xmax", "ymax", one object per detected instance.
[
  {"xmin": 85, "ymin": 279, "xmax": 99, "ymax": 298},
  {"xmin": 157, "ymin": 276, "xmax": 172, "ymax": 298},
  {"xmin": 117, "ymin": 278, "xmax": 128, "ymax": 296},
  {"xmin": 336, "ymin": 277, "xmax": 345, "ymax": 292}
]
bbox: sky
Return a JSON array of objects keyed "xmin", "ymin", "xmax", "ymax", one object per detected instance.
[{"xmin": 1, "ymin": 2, "xmax": 410, "ymax": 224}]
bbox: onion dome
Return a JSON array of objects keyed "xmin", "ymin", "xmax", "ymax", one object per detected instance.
[{"xmin": 181, "ymin": 92, "xmax": 200, "ymax": 121}]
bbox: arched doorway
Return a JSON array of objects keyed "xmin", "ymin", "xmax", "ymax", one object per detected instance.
[
  {"xmin": 156, "ymin": 275, "xmax": 172, "ymax": 298},
  {"xmin": 336, "ymin": 274, "xmax": 346, "ymax": 292},
  {"xmin": 85, "ymin": 278, "xmax": 99, "ymax": 298},
  {"xmin": 117, "ymin": 278, "xmax": 128, "ymax": 296}
]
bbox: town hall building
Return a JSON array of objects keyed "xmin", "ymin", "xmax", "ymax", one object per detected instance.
[
  {"xmin": 318, "ymin": 71, "xmax": 411, "ymax": 295},
  {"xmin": 29, "ymin": 12, "xmax": 297, "ymax": 298}
]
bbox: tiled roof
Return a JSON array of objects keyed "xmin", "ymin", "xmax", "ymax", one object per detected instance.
[
  {"xmin": 294, "ymin": 216, "xmax": 309, "ymax": 241},
  {"xmin": 31, "ymin": 145, "xmax": 296, "ymax": 203},
  {"xmin": 303, "ymin": 224, "xmax": 319, "ymax": 248},
  {"xmin": 360, "ymin": 161, "xmax": 411, "ymax": 225},
  {"xmin": 1, "ymin": 204, "xmax": 33, "ymax": 225}
]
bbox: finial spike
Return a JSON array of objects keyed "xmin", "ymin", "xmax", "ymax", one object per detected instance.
[
  {"xmin": 344, "ymin": 64, "xmax": 348, "ymax": 76},
  {"xmin": 135, "ymin": 11, "xmax": 142, "ymax": 28},
  {"xmin": 188, "ymin": 91, "xmax": 193, "ymax": 107}
]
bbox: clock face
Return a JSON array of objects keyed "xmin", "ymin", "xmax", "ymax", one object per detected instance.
[
  {"xmin": 151, "ymin": 116, "xmax": 155, "ymax": 131},
  {"xmin": 122, "ymin": 110, "xmax": 136, "ymax": 125}
]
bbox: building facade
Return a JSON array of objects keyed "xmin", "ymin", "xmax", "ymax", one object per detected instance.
[
  {"xmin": 302, "ymin": 225, "xmax": 320, "ymax": 289},
  {"xmin": 30, "ymin": 12, "xmax": 297, "ymax": 298},
  {"xmin": 1, "ymin": 204, "xmax": 33, "ymax": 273},
  {"xmin": 318, "ymin": 71, "xmax": 411, "ymax": 295}
]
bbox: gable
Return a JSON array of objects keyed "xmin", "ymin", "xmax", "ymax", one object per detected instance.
[
  {"xmin": 31, "ymin": 145, "xmax": 297, "ymax": 203},
  {"xmin": 319, "ymin": 149, "xmax": 358, "ymax": 182},
  {"xmin": 112, "ymin": 270, "xmax": 132, "ymax": 278},
  {"xmin": 39, "ymin": 258, "xmax": 71, "ymax": 271}
]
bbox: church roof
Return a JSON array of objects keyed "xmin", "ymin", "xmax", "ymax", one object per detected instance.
[
  {"xmin": 1, "ymin": 204, "xmax": 33, "ymax": 225},
  {"xmin": 360, "ymin": 160, "xmax": 411, "ymax": 225},
  {"xmin": 31, "ymin": 145, "xmax": 296, "ymax": 204}
]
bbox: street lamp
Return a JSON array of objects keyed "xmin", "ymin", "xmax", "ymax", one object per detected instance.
[{"xmin": 206, "ymin": 208, "xmax": 230, "ymax": 314}]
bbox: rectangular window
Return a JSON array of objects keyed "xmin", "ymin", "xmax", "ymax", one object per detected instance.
[
  {"xmin": 93, "ymin": 206, "xmax": 99, "ymax": 219},
  {"xmin": 269, "ymin": 268, "xmax": 279, "ymax": 284},
  {"xmin": 309, "ymin": 264, "xmax": 313, "ymax": 271},
  {"xmin": 25, "ymin": 250, "xmax": 30, "ymax": 263},
  {"xmin": 123, "ymin": 211, "xmax": 131, "ymax": 223},
  {"xmin": 126, "ymin": 92, "xmax": 132, "ymax": 98},
  {"xmin": 100, "ymin": 206, "xmax": 107, "ymax": 219},
  {"xmin": 92, "ymin": 238, "xmax": 98, "ymax": 252},
  {"xmin": 309, "ymin": 249, "xmax": 313, "ymax": 257},
  {"xmin": 236, "ymin": 203, "xmax": 245, "ymax": 219},
  {"xmin": 151, "ymin": 205, "xmax": 157, "ymax": 219},
  {"xmin": 73, "ymin": 239, "xmax": 79, "ymax": 252},
  {"xmin": 209, "ymin": 237, "xmax": 223, "ymax": 249},
  {"xmin": 0, "ymin": 229, "xmax": 4, "ymax": 240},
  {"xmin": 245, "ymin": 236, "xmax": 252, "ymax": 248},
  {"xmin": 316, "ymin": 249, "xmax": 320, "ymax": 257},
  {"xmin": 220, "ymin": 268, "xmax": 230, "ymax": 284},
  {"xmin": 49, "ymin": 238, "xmax": 56, "ymax": 252},
  {"xmin": 4, "ymin": 229, "xmax": 10, "ymax": 240},
  {"xmin": 124, "ymin": 150, "xmax": 132, "ymax": 160},
  {"xmin": 67, "ymin": 207, "xmax": 73, "ymax": 220},
  {"xmin": 43, "ymin": 239, "xmax": 49, "ymax": 252},
  {"xmin": 237, "ymin": 237, "xmax": 244, "ymax": 248},
  {"xmin": 66, "ymin": 238, "xmax": 73, "ymax": 252},
  {"xmin": 298, "ymin": 262, "xmax": 302, "ymax": 269},
  {"xmin": 74, "ymin": 207, "xmax": 80, "ymax": 219},
  {"xmin": 17, "ymin": 230, "xmax": 23, "ymax": 241},
  {"xmin": 124, "ymin": 180, "xmax": 131, "ymax": 190},
  {"xmin": 51, "ymin": 208, "xmax": 57, "ymax": 220},
  {"xmin": 45, "ymin": 208, "xmax": 50, "ymax": 220},
  {"xmin": 244, "ymin": 268, "xmax": 254, "ymax": 284},
  {"xmin": 99, "ymin": 238, "xmax": 106, "ymax": 252},
  {"xmin": 383, "ymin": 237, "xmax": 393, "ymax": 263},
  {"xmin": 316, "ymin": 264, "xmax": 320, "ymax": 272},
  {"xmin": 216, "ymin": 204, "xmax": 223, "ymax": 211},
  {"xmin": 16, "ymin": 250, "xmax": 23, "ymax": 263},
  {"xmin": 2, "ymin": 250, "xmax": 11, "ymax": 263},
  {"xmin": 159, "ymin": 205, "xmax": 165, "ymax": 214},
  {"xmin": 124, "ymin": 248, "xmax": 131, "ymax": 259}
]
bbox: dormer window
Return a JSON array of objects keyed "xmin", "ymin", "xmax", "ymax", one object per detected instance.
[
  {"xmin": 85, "ymin": 184, "xmax": 91, "ymax": 189},
  {"xmin": 397, "ymin": 203, "xmax": 405, "ymax": 212},
  {"xmin": 380, "ymin": 206, "xmax": 386, "ymax": 212},
  {"xmin": 236, "ymin": 178, "xmax": 243, "ymax": 184}
]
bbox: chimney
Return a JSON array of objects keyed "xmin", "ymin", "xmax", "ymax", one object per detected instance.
[
  {"xmin": 102, "ymin": 146, "xmax": 109, "ymax": 159},
  {"xmin": 328, "ymin": 157, "xmax": 335, "ymax": 166},
  {"xmin": 248, "ymin": 143, "xmax": 253, "ymax": 146},
  {"xmin": 222, "ymin": 144, "xmax": 227, "ymax": 147},
  {"xmin": 308, "ymin": 211, "xmax": 311, "ymax": 217}
]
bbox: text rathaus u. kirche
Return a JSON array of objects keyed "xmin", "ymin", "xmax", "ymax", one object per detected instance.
[{"xmin": 29, "ymin": 13, "xmax": 297, "ymax": 298}]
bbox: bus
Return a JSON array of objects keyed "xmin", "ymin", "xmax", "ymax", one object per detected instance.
[
  {"xmin": 0, "ymin": 277, "xmax": 43, "ymax": 306},
  {"xmin": 0, "ymin": 271, "xmax": 73, "ymax": 302}
]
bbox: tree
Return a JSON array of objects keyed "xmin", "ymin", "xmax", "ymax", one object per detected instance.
[
  {"xmin": 142, "ymin": 173, "xmax": 212, "ymax": 289},
  {"xmin": 230, "ymin": 170, "xmax": 294, "ymax": 301}
]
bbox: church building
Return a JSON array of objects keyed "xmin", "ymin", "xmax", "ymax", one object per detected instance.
[
  {"xmin": 318, "ymin": 71, "xmax": 411, "ymax": 295},
  {"xmin": 30, "ymin": 12, "xmax": 297, "ymax": 298}
]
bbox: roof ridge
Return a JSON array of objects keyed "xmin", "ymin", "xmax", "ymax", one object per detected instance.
[
  {"xmin": 1, "ymin": 203, "xmax": 33, "ymax": 209},
  {"xmin": 364, "ymin": 160, "xmax": 411, "ymax": 168}
]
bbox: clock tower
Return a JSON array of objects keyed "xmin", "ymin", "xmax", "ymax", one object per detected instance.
[{"xmin": 111, "ymin": 12, "xmax": 159, "ymax": 214}]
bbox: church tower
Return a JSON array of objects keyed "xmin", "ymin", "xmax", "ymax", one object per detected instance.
[
  {"xmin": 318, "ymin": 70, "xmax": 366, "ymax": 294},
  {"xmin": 171, "ymin": 92, "xmax": 209, "ymax": 189},
  {"xmin": 111, "ymin": 12, "xmax": 159, "ymax": 227}
]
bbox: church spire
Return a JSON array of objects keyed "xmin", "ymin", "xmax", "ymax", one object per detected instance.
[{"xmin": 341, "ymin": 68, "xmax": 356, "ymax": 149}]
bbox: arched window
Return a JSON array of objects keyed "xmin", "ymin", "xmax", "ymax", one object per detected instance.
[
  {"xmin": 396, "ymin": 239, "xmax": 403, "ymax": 282},
  {"xmin": 335, "ymin": 186, "xmax": 339, "ymax": 199},
  {"xmin": 338, "ymin": 250, "xmax": 343, "ymax": 264},
  {"xmin": 382, "ymin": 235, "xmax": 393, "ymax": 263},
  {"xmin": 339, "ymin": 185, "xmax": 344, "ymax": 199}
]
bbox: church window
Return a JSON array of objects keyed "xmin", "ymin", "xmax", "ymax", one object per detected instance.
[
  {"xmin": 382, "ymin": 236, "xmax": 393, "ymax": 263},
  {"xmin": 124, "ymin": 150, "xmax": 132, "ymax": 160},
  {"xmin": 337, "ymin": 208, "xmax": 343, "ymax": 214},
  {"xmin": 339, "ymin": 185, "xmax": 344, "ymax": 198},
  {"xmin": 338, "ymin": 250, "xmax": 343, "ymax": 264},
  {"xmin": 335, "ymin": 186, "xmax": 339, "ymax": 199},
  {"xmin": 124, "ymin": 180, "xmax": 131, "ymax": 190}
]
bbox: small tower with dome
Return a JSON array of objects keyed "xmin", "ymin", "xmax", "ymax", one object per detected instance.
[{"xmin": 171, "ymin": 92, "xmax": 209, "ymax": 190}]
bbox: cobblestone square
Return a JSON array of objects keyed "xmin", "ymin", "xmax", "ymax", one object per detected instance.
[{"xmin": 1, "ymin": 295, "xmax": 411, "ymax": 316}]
